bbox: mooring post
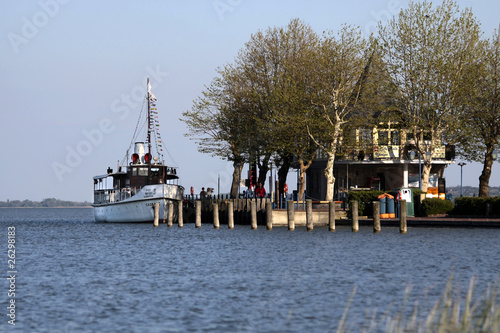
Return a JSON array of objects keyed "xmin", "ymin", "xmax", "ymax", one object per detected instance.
[
  {"xmin": 213, "ymin": 202, "xmax": 220, "ymax": 229},
  {"xmin": 329, "ymin": 201, "xmax": 336, "ymax": 232},
  {"xmin": 195, "ymin": 200, "xmax": 201, "ymax": 228},
  {"xmin": 168, "ymin": 201, "xmax": 174, "ymax": 227},
  {"xmin": 287, "ymin": 200, "xmax": 295, "ymax": 231},
  {"xmin": 251, "ymin": 199, "xmax": 257, "ymax": 229},
  {"xmin": 352, "ymin": 200, "xmax": 359, "ymax": 232},
  {"xmin": 373, "ymin": 201, "xmax": 381, "ymax": 233},
  {"xmin": 178, "ymin": 200, "xmax": 183, "ymax": 228},
  {"xmin": 400, "ymin": 199, "xmax": 407, "ymax": 234},
  {"xmin": 266, "ymin": 199, "xmax": 272, "ymax": 230},
  {"xmin": 228, "ymin": 200, "xmax": 234, "ymax": 229},
  {"xmin": 153, "ymin": 202, "xmax": 159, "ymax": 227},
  {"xmin": 306, "ymin": 199, "xmax": 313, "ymax": 231}
]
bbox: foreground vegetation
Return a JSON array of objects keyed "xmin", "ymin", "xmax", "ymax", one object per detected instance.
[
  {"xmin": 0, "ymin": 198, "xmax": 91, "ymax": 208},
  {"xmin": 338, "ymin": 277, "xmax": 500, "ymax": 333}
]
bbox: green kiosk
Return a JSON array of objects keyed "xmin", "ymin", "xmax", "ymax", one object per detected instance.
[{"xmin": 396, "ymin": 188, "xmax": 414, "ymax": 217}]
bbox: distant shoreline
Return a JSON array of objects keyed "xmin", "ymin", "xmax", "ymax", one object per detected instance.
[
  {"xmin": 0, "ymin": 206, "xmax": 93, "ymax": 209},
  {"xmin": 0, "ymin": 198, "xmax": 92, "ymax": 208}
]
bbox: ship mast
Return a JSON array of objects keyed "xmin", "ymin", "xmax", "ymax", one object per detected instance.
[{"xmin": 147, "ymin": 78, "xmax": 152, "ymax": 164}]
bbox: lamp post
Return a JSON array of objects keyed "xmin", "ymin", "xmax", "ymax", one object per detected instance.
[
  {"xmin": 418, "ymin": 153, "xmax": 422, "ymax": 190},
  {"xmin": 409, "ymin": 151, "xmax": 416, "ymax": 188},
  {"xmin": 458, "ymin": 162, "xmax": 466, "ymax": 197}
]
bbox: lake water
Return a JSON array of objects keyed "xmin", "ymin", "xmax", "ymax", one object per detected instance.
[{"xmin": 1, "ymin": 208, "xmax": 499, "ymax": 332}]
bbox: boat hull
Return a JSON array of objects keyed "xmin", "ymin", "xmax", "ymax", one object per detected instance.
[{"xmin": 93, "ymin": 184, "xmax": 184, "ymax": 223}]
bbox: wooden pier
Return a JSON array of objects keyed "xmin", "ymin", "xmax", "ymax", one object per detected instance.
[{"xmin": 168, "ymin": 198, "xmax": 500, "ymax": 231}]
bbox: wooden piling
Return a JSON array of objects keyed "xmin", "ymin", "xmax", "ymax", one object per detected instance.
[
  {"xmin": 167, "ymin": 201, "xmax": 174, "ymax": 227},
  {"xmin": 352, "ymin": 200, "xmax": 359, "ymax": 232},
  {"xmin": 178, "ymin": 200, "xmax": 183, "ymax": 228},
  {"xmin": 266, "ymin": 200, "xmax": 272, "ymax": 230},
  {"xmin": 373, "ymin": 201, "xmax": 381, "ymax": 233},
  {"xmin": 400, "ymin": 199, "xmax": 407, "ymax": 234},
  {"xmin": 236, "ymin": 199, "xmax": 242, "ymax": 225},
  {"xmin": 329, "ymin": 201, "xmax": 336, "ymax": 232},
  {"xmin": 213, "ymin": 202, "xmax": 220, "ymax": 229},
  {"xmin": 243, "ymin": 199, "xmax": 249, "ymax": 225},
  {"xmin": 153, "ymin": 202, "xmax": 159, "ymax": 227},
  {"xmin": 228, "ymin": 200, "xmax": 234, "ymax": 229},
  {"xmin": 306, "ymin": 199, "xmax": 313, "ymax": 231},
  {"xmin": 195, "ymin": 200, "xmax": 201, "ymax": 228},
  {"xmin": 251, "ymin": 199, "xmax": 257, "ymax": 230},
  {"xmin": 287, "ymin": 200, "xmax": 295, "ymax": 231}
]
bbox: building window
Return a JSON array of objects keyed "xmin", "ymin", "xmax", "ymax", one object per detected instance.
[
  {"xmin": 379, "ymin": 131, "xmax": 389, "ymax": 145},
  {"xmin": 391, "ymin": 130, "xmax": 400, "ymax": 145}
]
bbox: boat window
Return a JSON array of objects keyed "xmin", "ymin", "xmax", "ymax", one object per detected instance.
[
  {"xmin": 132, "ymin": 168, "xmax": 137, "ymax": 176},
  {"xmin": 138, "ymin": 168, "xmax": 148, "ymax": 176}
]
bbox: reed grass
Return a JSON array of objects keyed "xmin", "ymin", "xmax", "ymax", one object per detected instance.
[{"xmin": 338, "ymin": 276, "xmax": 500, "ymax": 333}]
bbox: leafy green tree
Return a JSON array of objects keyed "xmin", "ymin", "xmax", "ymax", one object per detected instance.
[
  {"xmin": 181, "ymin": 65, "xmax": 249, "ymax": 198},
  {"xmin": 378, "ymin": 0, "xmax": 483, "ymax": 192},
  {"xmin": 235, "ymin": 18, "xmax": 320, "ymax": 198},
  {"xmin": 185, "ymin": 19, "xmax": 321, "ymax": 198},
  {"xmin": 454, "ymin": 27, "xmax": 500, "ymax": 197}
]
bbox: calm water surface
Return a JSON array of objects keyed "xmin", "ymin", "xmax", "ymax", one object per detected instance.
[{"xmin": 1, "ymin": 208, "xmax": 499, "ymax": 332}]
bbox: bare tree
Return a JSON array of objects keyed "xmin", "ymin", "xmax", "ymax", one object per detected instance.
[{"xmin": 308, "ymin": 25, "xmax": 372, "ymax": 201}]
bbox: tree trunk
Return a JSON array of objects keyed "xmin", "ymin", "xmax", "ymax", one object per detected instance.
[
  {"xmin": 257, "ymin": 154, "xmax": 271, "ymax": 188},
  {"xmin": 478, "ymin": 149, "xmax": 495, "ymax": 197},
  {"xmin": 324, "ymin": 152, "xmax": 336, "ymax": 201},
  {"xmin": 230, "ymin": 161, "xmax": 244, "ymax": 198},
  {"xmin": 323, "ymin": 122, "xmax": 341, "ymax": 201},
  {"xmin": 298, "ymin": 165, "xmax": 306, "ymax": 200},
  {"xmin": 277, "ymin": 155, "xmax": 292, "ymax": 196},
  {"xmin": 420, "ymin": 162, "xmax": 432, "ymax": 193},
  {"xmin": 297, "ymin": 152, "xmax": 316, "ymax": 200}
]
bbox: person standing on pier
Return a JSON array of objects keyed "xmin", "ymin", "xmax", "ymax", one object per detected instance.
[{"xmin": 255, "ymin": 182, "xmax": 266, "ymax": 198}]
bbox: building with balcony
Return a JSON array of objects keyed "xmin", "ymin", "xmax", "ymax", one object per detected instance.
[{"xmin": 306, "ymin": 122, "xmax": 455, "ymax": 200}]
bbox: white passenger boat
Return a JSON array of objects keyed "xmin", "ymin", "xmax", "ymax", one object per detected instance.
[{"xmin": 92, "ymin": 79, "xmax": 184, "ymax": 222}]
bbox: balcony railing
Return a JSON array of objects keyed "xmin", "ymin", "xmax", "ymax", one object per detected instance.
[{"xmin": 333, "ymin": 144, "xmax": 450, "ymax": 161}]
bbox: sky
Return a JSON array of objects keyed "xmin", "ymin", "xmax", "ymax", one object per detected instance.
[{"xmin": 1, "ymin": 0, "xmax": 499, "ymax": 202}]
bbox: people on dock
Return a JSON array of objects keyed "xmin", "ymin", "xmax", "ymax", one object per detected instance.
[
  {"xmin": 200, "ymin": 187, "xmax": 206, "ymax": 200},
  {"xmin": 255, "ymin": 182, "xmax": 266, "ymax": 198}
]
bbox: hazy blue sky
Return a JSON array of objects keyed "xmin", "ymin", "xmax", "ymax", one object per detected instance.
[{"xmin": 1, "ymin": 0, "xmax": 499, "ymax": 202}]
